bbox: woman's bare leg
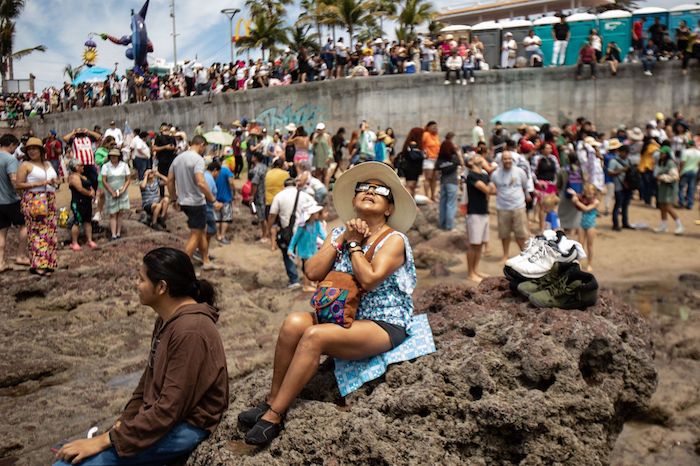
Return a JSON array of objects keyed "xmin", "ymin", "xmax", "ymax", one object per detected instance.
[
  {"xmin": 268, "ymin": 312, "xmax": 315, "ymax": 401},
  {"xmin": 265, "ymin": 321, "xmax": 391, "ymax": 422}
]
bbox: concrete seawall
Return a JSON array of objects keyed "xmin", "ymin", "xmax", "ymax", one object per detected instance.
[{"xmin": 30, "ymin": 62, "xmax": 699, "ymax": 141}]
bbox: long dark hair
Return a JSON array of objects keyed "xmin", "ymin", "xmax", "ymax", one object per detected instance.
[
  {"xmin": 143, "ymin": 248, "xmax": 217, "ymax": 308},
  {"xmin": 401, "ymin": 127, "xmax": 425, "ymax": 154},
  {"xmin": 438, "ymin": 132, "xmax": 457, "ymax": 161}
]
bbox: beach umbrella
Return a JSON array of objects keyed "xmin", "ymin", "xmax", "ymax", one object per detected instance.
[
  {"xmin": 490, "ymin": 108, "xmax": 549, "ymax": 125},
  {"xmin": 203, "ymin": 131, "xmax": 234, "ymax": 146},
  {"xmin": 72, "ymin": 67, "xmax": 112, "ymax": 85}
]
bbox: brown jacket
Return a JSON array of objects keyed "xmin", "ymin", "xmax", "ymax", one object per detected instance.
[{"xmin": 110, "ymin": 303, "xmax": 229, "ymax": 457}]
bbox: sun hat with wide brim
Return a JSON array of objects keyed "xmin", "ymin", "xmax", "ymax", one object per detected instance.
[
  {"xmin": 628, "ymin": 127, "xmax": 644, "ymax": 141},
  {"xmin": 607, "ymin": 139, "xmax": 623, "ymax": 151},
  {"xmin": 333, "ymin": 162, "xmax": 417, "ymax": 233},
  {"xmin": 24, "ymin": 137, "xmax": 45, "ymax": 153},
  {"xmin": 584, "ymin": 136, "xmax": 601, "ymax": 147},
  {"xmin": 108, "ymin": 148, "xmax": 122, "ymax": 158}
]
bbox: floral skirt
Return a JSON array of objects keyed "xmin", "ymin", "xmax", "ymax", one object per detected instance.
[{"xmin": 21, "ymin": 191, "xmax": 58, "ymax": 271}]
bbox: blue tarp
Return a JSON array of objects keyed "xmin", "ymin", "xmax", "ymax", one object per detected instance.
[{"xmin": 72, "ymin": 67, "xmax": 112, "ymax": 85}]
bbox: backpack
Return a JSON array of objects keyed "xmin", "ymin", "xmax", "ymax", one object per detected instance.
[
  {"xmin": 623, "ymin": 164, "xmax": 641, "ymax": 191},
  {"xmin": 565, "ymin": 166, "xmax": 583, "ymax": 199},
  {"xmin": 406, "ymin": 147, "xmax": 424, "ymax": 162}
]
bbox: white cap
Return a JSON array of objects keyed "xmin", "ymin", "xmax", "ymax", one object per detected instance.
[{"xmin": 316, "ymin": 122, "xmax": 326, "ymax": 131}]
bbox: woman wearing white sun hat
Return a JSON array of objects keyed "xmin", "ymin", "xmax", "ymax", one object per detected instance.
[{"xmin": 238, "ymin": 162, "xmax": 417, "ymax": 445}]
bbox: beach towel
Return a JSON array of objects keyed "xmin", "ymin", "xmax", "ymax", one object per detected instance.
[{"xmin": 333, "ymin": 314, "xmax": 436, "ymax": 397}]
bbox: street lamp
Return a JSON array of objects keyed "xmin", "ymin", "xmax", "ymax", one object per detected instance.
[{"xmin": 221, "ymin": 8, "xmax": 241, "ymax": 65}]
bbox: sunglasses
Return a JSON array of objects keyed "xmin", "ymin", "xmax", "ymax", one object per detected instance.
[{"xmin": 355, "ymin": 182, "xmax": 392, "ymax": 200}]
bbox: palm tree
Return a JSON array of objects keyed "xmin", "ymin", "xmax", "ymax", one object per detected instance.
[
  {"xmin": 356, "ymin": 16, "xmax": 382, "ymax": 45},
  {"xmin": 236, "ymin": 14, "xmax": 289, "ymax": 60},
  {"xmin": 369, "ymin": 0, "xmax": 396, "ymax": 38},
  {"xmin": 63, "ymin": 64, "xmax": 84, "ymax": 82},
  {"xmin": 324, "ymin": 0, "xmax": 372, "ymax": 49},
  {"xmin": 245, "ymin": 0, "xmax": 293, "ymax": 19},
  {"xmin": 0, "ymin": 0, "xmax": 46, "ymax": 81},
  {"xmin": 287, "ymin": 24, "xmax": 319, "ymax": 53},
  {"xmin": 297, "ymin": 0, "xmax": 335, "ymax": 49},
  {"xmin": 397, "ymin": 0, "xmax": 435, "ymax": 40}
]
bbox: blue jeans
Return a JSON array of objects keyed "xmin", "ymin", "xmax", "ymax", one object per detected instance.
[
  {"xmin": 282, "ymin": 248, "xmax": 299, "ymax": 285},
  {"xmin": 613, "ymin": 190, "xmax": 632, "ymax": 229},
  {"xmin": 439, "ymin": 183, "xmax": 459, "ymax": 230},
  {"xmin": 53, "ymin": 422, "xmax": 208, "ymax": 466},
  {"xmin": 133, "ymin": 158, "xmax": 150, "ymax": 181},
  {"xmin": 678, "ymin": 171, "xmax": 697, "ymax": 208}
]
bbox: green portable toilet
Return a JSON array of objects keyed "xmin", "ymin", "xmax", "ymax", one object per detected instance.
[
  {"xmin": 632, "ymin": 7, "xmax": 669, "ymax": 41},
  {"xmin": 471, "ymin": 21, "xmax": 502, "ymax": 70},
  {"xmin": 533, "ymin": 16, "xmax": 560, "ymax": 67},
  {"xmin": 500, "ymin": 19, "xmax": 533, "ymax": 63},
  {"xmin": 565, "ymin": 13, "xmax": 599, "ymax": 66},
  {"xmin": 669, "ymin": 4, "xmax": 700, "ymax": 40},
  {"xmin": 599, "ymin": 10, "xmax": 632, "ymax": 62}
]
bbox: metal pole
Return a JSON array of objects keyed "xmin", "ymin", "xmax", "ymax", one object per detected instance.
[
  {"xmin": 221, "ymin": 9, "xmax": 241, "ymax": 65},
  {"xmin": 171, "ymin": 0, "xmax": 178, "ymax": 70}
]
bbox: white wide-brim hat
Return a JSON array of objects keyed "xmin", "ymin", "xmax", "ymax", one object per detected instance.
[{"xmin": 333, "ymin": 162, "xmax": 417, "ymax": 233}]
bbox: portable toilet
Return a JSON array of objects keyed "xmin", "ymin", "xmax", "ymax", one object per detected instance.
[
  {"xmin": 533, "ymin": 16, "xmax": 561, "ymax": 67},
  {"xmin": 471, "ymin": 21, "xmax": 502, "ymax": 70},
  {"xmin": 565, "ymin": 13, "xmax": 599, "ymax": 65},
  {"xmin": 598, "ymin": 10, "xmax": 632, "ymax": 62},
  {"xmin": 632, "ymin": 7, "xmax": 669, "ymax": 43},
  {"xmin": 669, "ymin": 4, "xmax": 700, "ymax": 40},
  {"xmin": 500, "ymin": 19, "xmax": 533, "ymax": 62}
]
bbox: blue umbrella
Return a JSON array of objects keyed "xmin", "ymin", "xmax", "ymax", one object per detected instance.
[
  {"xmin": 72, "ymin": 67, "xmax": 112, "ymax": 85},
  {"xmin": 490, "ymin": 108, "xmax": 549, "ymax": 126}
]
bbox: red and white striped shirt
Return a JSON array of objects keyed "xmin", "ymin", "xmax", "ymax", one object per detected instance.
[{"xmin": 72, "ymin": 136, "xmax": 95, "ymax": 166}]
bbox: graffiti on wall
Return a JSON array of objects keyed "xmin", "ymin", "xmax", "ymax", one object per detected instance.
[{"xmin": 255, "ymin": 104, "xmax": 325, "ymax": 132}]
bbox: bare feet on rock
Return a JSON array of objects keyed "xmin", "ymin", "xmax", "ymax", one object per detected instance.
[{"xmin": 467, "ymin": 273, "xmax": 483, "ymax": 284}]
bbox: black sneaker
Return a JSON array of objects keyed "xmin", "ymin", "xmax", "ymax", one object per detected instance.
[
  {"xmin": 237, "ymin": 403, "xmax": 270, "ymax": 429},
  {"xmin": 244, "ymin": 418, "xmax": 284, "ymax": 445}
]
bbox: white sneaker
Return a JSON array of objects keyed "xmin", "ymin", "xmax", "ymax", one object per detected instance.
[
  {"xmin": 92, "ymin": 212, "xmax": 101, "ymax": 222},
  {"xmin": 505, "ymin": 230, "xmax": 558, "ymax": 267},
  {"xmin": 287, "ymin": 282, "xmax": 302, "ymax": 290},
  {"xmin": 470, "ymin": 77, "xmax": 475, "ymax": 83},
  {"xmin": 644, "ymin": 70, "xmax": 653, "ymax": 76},
  {"xmin": 444, "ymin": 80, "xmax": 450, "ymax": 85},
  {"xmin": 654, "ymin": 225, "xmax": 667, "ymax": 233},
  {"xmin": 674, "ymin": 225, "xmax": 684, "ymax": 235},
  {"xmin": 507, "ymin": 232, "xmax": 582, "ymax": 279},
  {"xmin": 461, "ymin": 79, "xmax": 466, "ymax": 85}
]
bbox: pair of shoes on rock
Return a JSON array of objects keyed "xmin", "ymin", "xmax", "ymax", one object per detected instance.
[
  {"xmin": 238, "ymin": 403, "xmax": 284, "ymax": 445},
  {"xmin": 504, "ymin": 230, "xmax": 585, "ymax": 280},
  {"xmin": 516, "ymin": 262, "xmax": 598, "ymax": 310}
]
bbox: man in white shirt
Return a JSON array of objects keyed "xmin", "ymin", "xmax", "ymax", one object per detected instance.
[
  {"xmin": 182, "ymin": 59, "xmax": 195, "ymax": 96},
  {"xmin": 267, "ymin": 178, "xmax": 316, "ymax": 288},
  {"xmin": 130, "ymin": 129, "xmax": 151, "ymax": 180},
  {"xmin": 472, "ymin": 119, "xmax": 485, "ymax": 147},
  {"xmin": 489, "ymin": 151, "xmax": 530, "ymax": 261},
  {"xmin": 195, "ymin": 65, "xmax": 209, "ymax": 95},
  {"xmin": 523, "ymin": 30, "xmax": 543, "ymax": 66},
  {"xmin": 104, "ymin": 120, "xmax": 124, "ymax": 149}
]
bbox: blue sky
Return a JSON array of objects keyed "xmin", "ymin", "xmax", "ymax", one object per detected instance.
[{"xmin": 11, "ymin": 0, "xmax": 691, "ymax": 88}]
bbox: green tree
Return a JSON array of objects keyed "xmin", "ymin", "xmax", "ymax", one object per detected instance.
[
  {"xmin": 63, "ymin": 63, "xmax": 84, "ymax": 82},
  {"xmin": 236, "ymin": 13, "xmax": 289, "ymax": 60},
  {"xmin": 397, "ymin": 0, "xmax": 435, "ymax": 40},
  {"xmin": 369, "ymin": 0, "xmax": 396, "ymax": 37},
  {"xmin": 324, "ymin": 0, "xmax": 372, "ymax": 49},
  {"xmin": 244, "ymin": 0, "xmax": 293, "ymax": 19},
  {"xmin": 0, "ymin": 0, "xmax": 46, "ymax": 81},
  {"xmin": 297, "ymin": 0, "xmax": 334, "ymax": 50},
  {"xmin": 287, "ymin": 24, "xmax": 319, "ymax": 53}
]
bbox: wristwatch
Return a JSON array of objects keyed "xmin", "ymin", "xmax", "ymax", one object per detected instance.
[{"xmin": 347, "ymin": 241, "xmax": 360, "ymax": 250}]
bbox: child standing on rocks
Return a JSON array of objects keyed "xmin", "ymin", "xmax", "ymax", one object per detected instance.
[{"xmin": 287, "ymin": 204, "xmax": 326, "ymax": 292}]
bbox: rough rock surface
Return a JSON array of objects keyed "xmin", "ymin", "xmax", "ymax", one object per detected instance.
[{"xmin": 189, "ymin": 278, "xmax": 657, "ymax": 466}]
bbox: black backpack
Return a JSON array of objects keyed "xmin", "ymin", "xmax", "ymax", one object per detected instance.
[{"xmin": 624, "ymin": 165, "xmax": 641, "ymax": 191}]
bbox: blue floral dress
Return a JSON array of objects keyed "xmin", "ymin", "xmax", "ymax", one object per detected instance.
[{"xmin": 330, "ymin": 227, "xmax": 416, "ymax": 331}]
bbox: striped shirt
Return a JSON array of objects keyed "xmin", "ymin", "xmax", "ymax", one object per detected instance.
[{"xmin": 72, "ymin": 136, "xmax": 95, "ymax": 166}]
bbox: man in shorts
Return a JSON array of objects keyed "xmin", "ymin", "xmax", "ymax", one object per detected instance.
[
  {"xmin": 0, "ymin": 134, "xmax": 28, "ymax": 271},
  {"xmin": 139, "ymin": 169, "xmax": 169, "ymax": 230},
  {"xmin": 167, "ymin": 135, "xmax": 220, "ymax": 270},
  {"xmin": 249, "ymin": 152, "xmax": 268, "ymax": 242},
  {"xmin": 490, "ymin": 151, "xmax": 530, "ymax": 262},
  {"xmin": 214, "ymin": 156, "xmax": 235, "ymax": 244},
  {"xmin": 465, "ymin": 155, "xmax": 491, "ymax": 283}
]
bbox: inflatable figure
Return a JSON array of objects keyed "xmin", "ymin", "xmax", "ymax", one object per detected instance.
[
  {"xmin": 100, "ymin": 0, "xmax": 153, "ymax": 75},
  {"xmin": 83, "ymin": 37, "xmax": 98, "ymax": 67}
]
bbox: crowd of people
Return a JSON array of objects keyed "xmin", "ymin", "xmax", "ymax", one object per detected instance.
[
  {"xmin": 0, "ymin": 108, "xmax": 697, "ymax": 463},
  {"xmin": 4, "ymin": 13, "xmax": 700, "ymax": 126}
]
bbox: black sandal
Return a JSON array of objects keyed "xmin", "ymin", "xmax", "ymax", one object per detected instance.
[
  {"xmin": 237, "ymin": 402, "xmax": 270, "ymax": 429},
  {"xmin": 244, "ymin": 408, "xmax": 285, "ymax": 445}
]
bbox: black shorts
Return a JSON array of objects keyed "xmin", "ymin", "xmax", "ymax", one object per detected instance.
[
  {"xmin": 337, "ymin": 56, "xmax": 348, "ymax": 66},
  {"xmin": 180, "ymin": 204, "xmax": 206, "ymax": 230},
  {"xmin": 373, "ymin": 320, "xmax": 407, "ymax": 349},
  {"xmin": 70, "ymin": 201, "xmax": 92, "ymax": 226},
  {"xmin": 82, "ymin": 164, "xmax": 99, "ymax": 191},
  {"xmin": 403, "ymin": 159, "xmax": 423, "ymax": 182},
  {"xmin": 143, "ymin": 203, "xmax": 154, "ymax": 216},
  {"xmin": 0, "ymin": 202, "xmax": 24, "ymax": 229}
]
